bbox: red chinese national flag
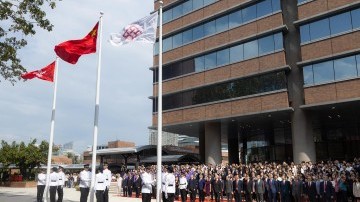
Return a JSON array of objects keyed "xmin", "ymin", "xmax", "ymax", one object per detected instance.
[
  {"xmin": 54, "ymin": 22, "xmax": 99, "ymax": 64},
  {"xmin": 21, "ymin": 61, "xmax": 56, "ymax": 82}
]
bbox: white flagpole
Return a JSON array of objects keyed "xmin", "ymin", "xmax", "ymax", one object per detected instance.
[
  {"xmin": 156, "ymin": 1, "xmax": 163, "ymax": 202},
  {"xmin": 44, "ymin": 57, "xmax": 60, "ymax": 202},
  {"xmin": 90, "ymin": 12, "xmax": 104, "ymax": 202}
]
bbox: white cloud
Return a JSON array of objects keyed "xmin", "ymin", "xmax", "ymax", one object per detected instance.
[{"xmin": 0, "ymin": 0, "xmax": 155, "ymax": 152}]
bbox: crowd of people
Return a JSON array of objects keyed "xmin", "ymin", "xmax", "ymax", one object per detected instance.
[
  {"xmin": 114, "ymin": 158, "xmax": 360, "ymax": 202},
  {"xmin": 36, "ymin": 158, "xmax": 360, "ymax": 202}
]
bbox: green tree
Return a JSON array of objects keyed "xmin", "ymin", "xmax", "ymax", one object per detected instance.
[{"xmin": 0, "ymin": 0, "xmax": 57, "ymax": 83}]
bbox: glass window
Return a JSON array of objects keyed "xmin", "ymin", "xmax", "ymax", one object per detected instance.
[
  {"xmin": 163, "ymin": 37, "xmax": 173, "ymax": 52},
  {"xmin": 172, "ymin": 4, "xmax": 183, "ymax": 19},
  {"xmin": 205, "ymin": 52, "xmax": 217, "ymax": 70},
  {"xmin": 204, "ymin": 20, "xmax": 216, "ymax": 36},
  {"xmin": 216, "ymin": 49, "xmax": 230, "ymax": 66},
  {"xmin": 172, "ymin": 33, "xmax": 183, "ymax": 49},
  {"xmin": 274, "ymin": 33, "xmax": 283, "ymax": 50},
  {"xmin": 258, "ymin": 35, "xmax": 275, "ymax": 55},
  {"xmin": 330, "ymin": 12, "xmax": 352, "ymax": 36},
  {"xmin": 183, "ymin": 29, "xmax": 193, "ymax": 44},
  {"xmin": 272, "ymin": 0, "xmax": 281, "ymax": 11},
  {"xmin": 334, "ymin": 56, "xmax": 357, "ymax": 80},
  {"xmin": 357, "ymin": 55, "xmax": 360, "ymax": 76},
  {"xmin": 230, "ymin": 44, "xmax": 244, "ymax": 63},
  {"xmin": 154, "ymin": 42, "xmax": 159, "ymax": 55},
  {"xmin": 229, "ymin": 10, "xmax": 242, "ymax": 29},
  {"xmin": 313, "ymin": 61, "xmax": 334, "ymax": 84},
  {"xmin": 193, "ymin": 25, "xmax": 204, "ymax": 41},
  {"xmin": 182, "ymin": 59, "xmax": 195, "ymax": 74},
  {"xmin": 216, "ymin": 15, "xmax": 229, "ymax": 33},
  {"xmin": 163, "ymin": 9, "xmax": 173, "ymax": 24},
  {"xmin": 351, "ymin": 8, "xmax": 360, "ymax": 29},
  {"xmin": 193, "ymin": 0, "xmax": 204, "ymax": 10},
  {"xmin": 300, "ymin": 24, "xmax": 310, "ymax": 43},
  {"xmin": 244, "ymin": 40, "xmax": 259, "ymax": 59},
  {"xmin": 310, "ymin": 18, "xmax": 330, "ymax": 41},
  {"xmin": 195, "ymin": 56, "xmax": 205, "ymax": 72},
  {"xmin": 257, "ymin": 0, "xmax": 272, "ymax": 18},
  {"xmin": 183, "ymin": 0, "xmax": 193, "ymax": 14},
  {"xmin": 204, "ymin": 0, "xmax": 216, "ymax": 6},
  {"xmin": 242, "ymin": 5, "xmax": 257, "ymax": 23},
  {"xmin": 303, "ymin": 65, "xmax": 314, "ymax": 85}
]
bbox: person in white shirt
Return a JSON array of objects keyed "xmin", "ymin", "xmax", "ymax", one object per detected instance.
[
  {"xmin": 37, "ymin": 169, "xmax": 46, "ymax": 202},
  {"xmin": 94, "ymin": 168, "xmax": 106, "ymax": 202},
  {"xmin": 79, "ymin": 164, "xmax": 92, "ymax": 202},
  {"xmin": 179, "ymin": 173, "xmax": 188, "ymax": 202},
  {"xmin": 165, "ymin": 166, "xmax": 176, "ymax": 202},
  {"xmin": 57, "ymin": 166, "xmax": 66, "ymax": 202},
  {"xmin": 102, "ymin": 162, "xmax": 112, "ymax": 202},
  {"xmin": 141, "ymin": 167, "xmax": 153, "ymax": 202},
  {"xmin": 49, "ymin": 167, "xmax": 59, "ymax": 202},
  {"xmin": 116, "ymin": 174, "xmax": 123, "ymax": 196},
  {"xmin": 162, "ymin": 166, "xmax": 168, "ymax": 202}
]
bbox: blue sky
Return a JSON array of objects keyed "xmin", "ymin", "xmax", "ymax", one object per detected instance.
[{"xmin": 0, "ymin": 0, "xmax": 155, "ymax": 152}]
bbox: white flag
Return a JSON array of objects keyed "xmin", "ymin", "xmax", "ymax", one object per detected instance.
[{"xmin": 109, "ymin": 12, "xmax": 158, "ymax": 46}]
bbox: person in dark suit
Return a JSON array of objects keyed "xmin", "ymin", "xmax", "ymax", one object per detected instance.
[
  {"xmin": 267, "ymin": 174, "xmax": 278, "ymax": 202},
  {"xmin": 233, "ymin": 174, "xmax": 243, "ymax": 202},
  {"xmin": 198, "ymin": 174, "xmax": 206, "ymax": 202},
  {"xmin": 304, "ymin": 176, "xmax": 317, "ymax": 202},
  {"xmin": 134, "ymin": 173, "xmax": 142, "ymax": 198},
  {"xmin": 244, "ymin": 175, "xmax": 254, "ymax": 202},
  {"xmin": 279, "ymin": 175, "xmax": 291, "ymax": 202},
  {"xmin": 213, "ymin": 175, "xmax": 223, "ymax": 202},
  {"xmin": 127, "ymin": 173, "xmax": 134, "ymax": 197},
  {"xmin": 122, "ymin": 174, "xmax": 128, "ymax": 197},
  {"xmin": 320, "ymin": 175, "xmax": 334, "ymax": 202},
  {"xmin": 225, "ymin": 175, "xmax": 233, "ymax": 202},
  {"xmin": 255, "ymin": 174, "xmax": 265, "ymax": 202},
  {"xmin": 291, "ymin": 176, "xmax": 302, "ymax": 202},
  {"xmin": 188, "ymin": 174, "xmax": 197, "ymax": 202}
]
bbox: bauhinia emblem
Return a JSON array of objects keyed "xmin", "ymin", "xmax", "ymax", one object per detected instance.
[{"xmin": 122, "ymin": 24, "xmax": 143, "ymax": 41}]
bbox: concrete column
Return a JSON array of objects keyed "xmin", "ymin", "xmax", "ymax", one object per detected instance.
[
  {"xmin": 199, "ymin": 123, "xmax": 205, "ymax": 164},
  {"xmin": 281, "ymin": 0, "xmax": 316, "ymax": 163},
  {"xmin": 227, "ymin": 122, "xmax": 239, "ymax": 164},
  {"xmin": 204, "ymin": 122, "xmax": 222, "ymax": 165}
]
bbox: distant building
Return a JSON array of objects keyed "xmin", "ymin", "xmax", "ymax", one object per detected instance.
[{"xmin": 149, "ymin": 130, "xmax": 178, "ymax": 146}]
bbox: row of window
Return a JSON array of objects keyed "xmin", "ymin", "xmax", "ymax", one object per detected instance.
[
  {"xmin": 153, "ymin": 71, "xmax": 287, "ymax": 112},
  {"xmin": 300, "ymin": 8, "xmax": 360, "ymax": 44},
  {"xmin": 163, "ymin": 0, "xmax": 217, "ymax": 24},
  {"xmin": 153, "ymin": 33, "xmax": 284, "ymax": 83},
  {"xmin": 154, "ymin": 0, "xmax": 281, "ymax": 55},
  {"xmin": 303, "ymin": 54, "xmax": 360, "ymax": 86}
]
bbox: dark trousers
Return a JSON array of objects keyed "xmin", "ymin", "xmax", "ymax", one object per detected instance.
[
  {"xmin": 234, "ymin": 190, "xmax": 241, "ymax": 202},
  {"xmin": 57, "ymin": 186, "xmax": 63, "ymax": 202},
  {"xmin": 142, "ymin": 193, "xmax": 151, "ymax": 202},
  {"xmin": 189, "ymin": 189, "xmax": 196, "ymax": 202},
  {"xmin": 256, "ymin": 193, "xmax": 264, "ymax": 202},
  {"xmin": 37, "ymin": 185, "xmax": 45, "ymax": 202},
  {"xmin": 123, "ymin": 186, "xmax": 128, "ymax": 197},
  {"xmin": 199, "ymin": 189, "xmax": 205, "ymax": 201},
  {"xmin": 292, "ymin": 193, "xmax": 301, "ymax": 202},
  {"xmin": 80, "ymin": 187, "xmax": 90, "ymax": 202},
  {"xmin": 128, "ymin": 186, "xmax": 133, "ymax": 197},
  {"xmin": 215, "ymin": 191, "xmax": 221, "ymax": 202},
  {"xmin": 268, "ymin": 192, "xmax": 277, "ymax": 202},
  {"xmin": 50, "ymin": 186, "xmax": 57, "ymax": 202},
  {"xmin": 96, "ymin": 190, "xmax": 104, "ymax": 202},
  {"xmin": 103, "ymin": 187, "xmax": 108, "ymax": 202},
  {"xmin": 226, "ymin": 192, "xmax": 233, "ymax": 202},
  {"xmin": 167, "ymin": 193, "xmax": 175, "ymax": 202},
  {"xmin": 321, "ymin": 194, "xmax": 332, "ymax": 202},
  {"xmin": 162, "ymin": 191, "xmax": 166, "ymax": 202},
  {"xmin": 135, "ymin": 186, "xmax": 141, "ymax": 198},
  {"xmin": 180, "ymin": 189, "xmax": 187, "ymax": 202}
]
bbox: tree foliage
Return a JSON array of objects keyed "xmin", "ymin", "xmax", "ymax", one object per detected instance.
[
  {"xmin": 0, "ymin": 139, "xmax": 56, "ymax": 180},
  {"xmin": 0, "ymin": 0, "xmax": 57, "ymax": 84}
]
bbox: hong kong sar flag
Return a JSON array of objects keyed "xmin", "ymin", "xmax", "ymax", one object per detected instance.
[
  {"xmin": 55, "ymin": 22, "xmax": 98, "ymax": 64},
  {"xmin": 21, "ymin": 61, "xmax": 55, "ymax": 82}
]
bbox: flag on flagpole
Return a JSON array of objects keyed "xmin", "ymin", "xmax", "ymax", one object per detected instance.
[
  {"xmin": 21, "ymin": 61, "xmax": 56, "ymax": 82},
  {"xmin": 55, "ymin": 22, "xmax": 99, "ymax": 64},
  {"xmin": 109, "ymin": 12, "xmax": 158, "ymax": 46}
]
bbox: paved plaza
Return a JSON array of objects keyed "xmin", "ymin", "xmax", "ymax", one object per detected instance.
[{"xmin": 0, "ymin": 187, "xmax": 149, "ymax": 202}]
